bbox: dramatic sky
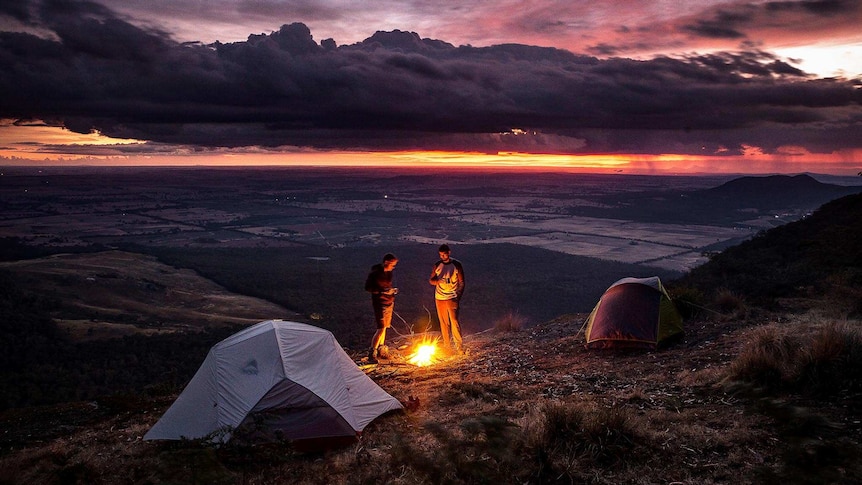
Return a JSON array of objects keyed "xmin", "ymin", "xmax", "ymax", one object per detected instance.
[{"xmin": 1, "ymin": 0, "xmax": 861, "ymax": 174}]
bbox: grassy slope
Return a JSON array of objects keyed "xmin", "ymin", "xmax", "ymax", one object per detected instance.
[
  {"xmin": 1, "ymin": 310, "xmax": 859, "ymax": 484},
  {"xmin": 0, "ymin": 251, "xmax": 294, "ymax": 410},
  {"xmin": 0, "ymin": 250, "xmax": 296, "ymax": 337}
]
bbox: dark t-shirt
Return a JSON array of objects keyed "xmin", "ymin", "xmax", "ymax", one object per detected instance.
[{"xmin": 365, "ymin": 263, "xmax": 395, "ymax": 305}]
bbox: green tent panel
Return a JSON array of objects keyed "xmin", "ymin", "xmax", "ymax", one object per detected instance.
[{"xmin": 584, "ymin": 276, "xmax": 683, "ymax": 349}]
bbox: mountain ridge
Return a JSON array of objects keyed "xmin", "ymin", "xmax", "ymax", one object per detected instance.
[
  {"xmin": 569, "ymin": 173, "xmax": 862, "ymax": 226},
  {"xmin": 697, "ymin": 173, "xmax": 862, "ymax": 209}
]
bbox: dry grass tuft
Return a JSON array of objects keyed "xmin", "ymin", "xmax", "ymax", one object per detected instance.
[
  {"xmin": 513, "ymin": 401, "xmax": 646, "ymax": 483},
  {"xmin": 437, "ymin": 380, "xmax": 512, "ymax": 406},
  {"xmin": 725, "ymin": 321, "xmax": 862, "ymax": 396},
  {"xmin": 796, "ymin": 321, "xmax": 862, "ymax": 395},
  {"xmin": 387, "ymin": 401, "xmax": 645, "ymax": 484},
  {"xmin": 389, "ymin": 416, "xmax": 524, "ymax": 484},
  {"xmin": 713, "ymin": 288, "xmax": 747, "ymax": 319},
  {"xmin": 493, "ymin": 311, "xmax": 527, "ymax": 333},
  {"xmin": 722, "ymin": 320, "xmax": 862, "ymax": 483},
  {"xmin": 724, "ymin": 324, "xmax": 800, "ymax": 392}
]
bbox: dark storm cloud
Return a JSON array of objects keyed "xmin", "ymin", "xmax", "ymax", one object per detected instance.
[
  {"xmin": 1, "ymin": 0, "xmax": 860, "ymax": 156},
  {"xmin": 682, "ymin": 0, "xmax": 860, "ymax": 41},
  {"xmin": 682, "ymin": 22, "xmax": 746, "ymax": 40},
  {"xmin": 766, "ymin": 0, "xmax": 853, "ymax": 15},
  {"xmin": 0, "ymin": 2, "xmax": 33, "ymax": 22},
  {"xmin": 682, "ymin": 7, "xmax": 752, "ymax": 39}
]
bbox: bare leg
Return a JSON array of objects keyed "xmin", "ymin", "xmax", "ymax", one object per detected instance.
[{"xmin": 371, "ymin": 328, "xmax": 386, "ymax": 352}]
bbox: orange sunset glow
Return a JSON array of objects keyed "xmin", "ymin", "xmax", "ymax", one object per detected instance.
[{"xmin": 1, "ymin": 122, "xmax": 859, "ymax": 175}]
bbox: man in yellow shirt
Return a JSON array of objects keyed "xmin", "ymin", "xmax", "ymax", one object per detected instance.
[{"xmin": 429, "ymin": 244, "xmax": 465, "ymax": 354}]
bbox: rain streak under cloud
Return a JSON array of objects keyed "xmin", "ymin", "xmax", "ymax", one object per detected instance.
[{"xmin": 0, "ymin": 0, "xmax": 861, "ymax": 173}]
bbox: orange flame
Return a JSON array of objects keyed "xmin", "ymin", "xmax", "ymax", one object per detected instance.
[{"xmin": 407, "ymin": 338, "xmax": 439, "ymax": 367}]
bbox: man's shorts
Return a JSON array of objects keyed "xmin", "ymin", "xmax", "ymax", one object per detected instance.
[{"xmin": 373, "ymin": 302, "xmax": 393, "ymax": 329}]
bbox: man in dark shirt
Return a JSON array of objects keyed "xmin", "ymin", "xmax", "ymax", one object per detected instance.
[{"xmin": 365, "ymin": 253, "xmax": 398, "ymax": 363}]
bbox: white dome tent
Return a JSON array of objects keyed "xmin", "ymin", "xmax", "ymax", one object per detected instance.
[{"xmin": 144, "ymin": 320, "xmax": 402, "ymax": 449}]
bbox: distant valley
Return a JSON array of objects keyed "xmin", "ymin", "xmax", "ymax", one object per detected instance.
[
  {"xmin": 1, "ymin": 167, "xmax": 859, "ymax": 348},
  {"xmin": 2, "ymin": 167, "xmax": 858, "ymax": 273}
]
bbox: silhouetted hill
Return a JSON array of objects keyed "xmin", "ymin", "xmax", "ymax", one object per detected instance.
[
  {"xmin": 569, "ymin": 174, "xmax": 862, "ymax": 226},
  {"xmin": 672, "ymin": 192, "xmax": 862, "ymax": 314},
  {"xmin": 699, "ymin": 174, "xmax": 862, "ymax": 209}
]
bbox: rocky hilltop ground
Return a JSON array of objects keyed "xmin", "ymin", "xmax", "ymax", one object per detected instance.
[{"xmin": 1, "ymin": 303, "xmax": 859, "ymax": 484}]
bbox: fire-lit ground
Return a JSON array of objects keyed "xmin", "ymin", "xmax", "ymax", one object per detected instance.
[
  {"xmin": 344, "ymin": 312, "xmax": 862, "ymax": 483},
  {"xmin": 358, "ymin": 333, "xmax": 446, "ymax": 368},
  {"xmin": 352, "ymin": 315, "xmax": 745, "ymax": 429},
  {"xmin": 2, "ymin": 310, "xmax": 860, "ymax": 484}
]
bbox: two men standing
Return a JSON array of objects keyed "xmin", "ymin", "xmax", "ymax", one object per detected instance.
[{"xmin": 366, "ymin": 244, "xmax": 466, "ymax": 363}]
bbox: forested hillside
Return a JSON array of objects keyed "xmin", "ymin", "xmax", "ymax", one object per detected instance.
[{"xmin": 672, "ymin": 192, "xmax": 862, "ymax": 315}]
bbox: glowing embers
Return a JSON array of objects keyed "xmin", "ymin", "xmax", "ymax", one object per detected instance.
[{"xmin": 407, "ymin": 337, "xmax": 440, "ymax": 367}]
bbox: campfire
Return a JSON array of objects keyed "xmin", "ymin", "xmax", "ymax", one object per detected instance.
[{"xmin": 407, "ymin": 337, "xmax": 440, "ymax": 367}]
